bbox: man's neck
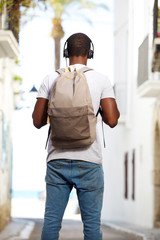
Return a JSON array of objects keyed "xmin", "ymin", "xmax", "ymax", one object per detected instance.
[{"xmin": 69, "ymin": 56, "xmax": 88, "ymax": 66}]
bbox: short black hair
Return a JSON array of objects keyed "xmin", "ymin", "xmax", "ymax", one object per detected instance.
[{"xmin": 67, "ymin": 33, "xmax": 91, "ymax": 57}]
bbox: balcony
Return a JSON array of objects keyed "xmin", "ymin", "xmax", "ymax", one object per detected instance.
[
  {"xmin": 0, "ymin": 30, "xmax": 19, "ymax": 58},
  {"xmin": 137, "ymin": 36, "xmax": 160, "ymax": 98},
  {"xmin": 138, "ymin": 77, "xmax": 160, "ymax": 98}
]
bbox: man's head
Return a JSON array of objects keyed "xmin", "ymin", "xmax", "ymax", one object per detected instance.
[{"xmin": 63, "ymin": 33, "xmax": 94, "ymax": 59}]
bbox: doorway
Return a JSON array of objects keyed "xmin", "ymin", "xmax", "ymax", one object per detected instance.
[{"xmin": 153, "ymin": 121, "xmax": 160, "ymax": 227}]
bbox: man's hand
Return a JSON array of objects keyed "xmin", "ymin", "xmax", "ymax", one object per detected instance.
[
  {"xmin": 32, "ymin": 98, "xmax": 49, "ymax": 129},
  {"xmin": 100, "ymin": 98, "xmax": 120, "ymax": 128}
]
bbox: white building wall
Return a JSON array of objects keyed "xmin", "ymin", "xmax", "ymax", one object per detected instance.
[
  {"xmin": 0, "ymin": 57, "xmax": 16, "ymax": 231},
  {"xmin": 102, "ymin": 0, "xmax": 156, "ymax": 228}
]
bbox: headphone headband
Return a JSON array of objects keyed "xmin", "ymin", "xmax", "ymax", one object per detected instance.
[{"xmin": 63, "ymin": 38, "xmax": 94, "ymax": 59}]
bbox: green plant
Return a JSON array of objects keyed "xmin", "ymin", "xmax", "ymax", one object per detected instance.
[
  {"xmin": 13, "ymin": 75, "xmax": 23, "ymax": 84},
  {"xmin": 14, "ymin": 91, "xmax": 21, "ymax": 95},
  {"xmin": 0, "ymin": 0, "xmax": 44, "ymax": 42}
]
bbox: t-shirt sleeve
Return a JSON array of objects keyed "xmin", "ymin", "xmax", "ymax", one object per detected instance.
[
  {"xmin": 101, "ymin": 77, "xmax": 115, "ymax": 99},
  {"xmin": 37, "ymin": 72, "xmax": 59, "ymax": 99},
  {"xmin": 37, "ymin": 75, "xmax": 50, "ymax": 100}
]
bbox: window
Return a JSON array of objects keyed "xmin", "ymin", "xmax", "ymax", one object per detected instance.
[
  {"xmin": 153, "ymin": 0, "xmax": 160, "ymax": 39},
  {"xmin": 124, "ymin": 150, "xmax": 136, "ymax": 200},
  {"xmin": 132, "ymin": 150, "xmax": 135, "ymax": 200},
  {"xmin": 153, "ymin": 0, "xmax": 158, "ymax": 39},
  {"xmin": 124, "ymin": 153, "xmax": 128, "ymax": 199}
]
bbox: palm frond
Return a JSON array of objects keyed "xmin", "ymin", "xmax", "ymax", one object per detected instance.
[{"xmin": 47, "ymin": 0, "xmax": 109, "ymax": 18}]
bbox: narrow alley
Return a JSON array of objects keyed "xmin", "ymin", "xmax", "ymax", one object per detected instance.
[{"xmin": 2, "ymin": 1, "xmax": 160, "ymax": 240}]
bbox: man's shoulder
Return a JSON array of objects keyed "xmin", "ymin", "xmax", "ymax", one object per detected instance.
[
  {"xmin": 41, "ymin": 72, "xmax": 59, "ymax": 88},
  {"xmin": 47, "ymin": 71, "xmax": 59, "ymax": 80},
  {"xmin": 85, "ymin": 69, "xmax": 110, "ymax": 82}
]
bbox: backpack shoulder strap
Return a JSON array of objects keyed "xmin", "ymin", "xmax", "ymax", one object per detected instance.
[
  {"xmin": 49, "ymin": 69, "xmax": 64, "ymax": 98},
  {"xmin": 79, "ymin": 67, "xmax": 93, "ymax": 73},
  {"xmin": 56, "ymin": 68, "xmax": 65, "ymax": 75},
  {"xmin": 56, "ymin": 67, "xmax": 92, "ymax": 74}
]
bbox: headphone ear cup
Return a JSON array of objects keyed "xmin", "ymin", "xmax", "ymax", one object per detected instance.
[
  {"xmin": 88, "ymin": 49, "xmax": 94, "ymax": 59},
  {"xmin": 64, "ymin": 49, "xmax": 69, "ymax": 58}
]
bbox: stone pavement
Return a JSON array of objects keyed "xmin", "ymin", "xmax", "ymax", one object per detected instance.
[
  {"xmin": 9, "ymin": 199, "xmax": 160, "ymax": 240},
  {"xmin": 1, "ymin": 197, "xmax": 160, "ymax": 240},
  {"xmin": 29, "ymin": 218, "xmax": 138, "ymax": 240},
  {"xmin": 0, "ymin": 218, "xmax": 138, "ymax": 240},
  {"xmin": 0, "ymin": 218, "xmax": 34, "ymax": 240},
  {"xmin": 1, "ymin": 217, "xmax": 160, "ymax": 240}
]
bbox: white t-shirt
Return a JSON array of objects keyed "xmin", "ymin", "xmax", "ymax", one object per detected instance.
[{"xmin": 37, "ymin": 64, "xmax": 115, "ymax": 164}]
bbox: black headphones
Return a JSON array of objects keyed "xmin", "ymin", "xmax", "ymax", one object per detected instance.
[{"xmin": 63, "ymin": 38, "xmax": 94, "ymax": 59}]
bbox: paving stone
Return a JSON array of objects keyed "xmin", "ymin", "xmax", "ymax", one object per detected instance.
[{"xmin": 28, "ymin": 219, "xmax": 138, "ymax": 240}]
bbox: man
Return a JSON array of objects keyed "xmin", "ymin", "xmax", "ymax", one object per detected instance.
[{"xmin": 32, "ymin": 33, "xmax": 120, "ymax": 240}]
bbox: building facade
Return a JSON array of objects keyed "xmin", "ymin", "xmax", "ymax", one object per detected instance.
[
  {"xmin": 101, "ymin": 0, "xmax": 160, "ymax": 228},
  {"xmin": 0, "ymin": 4, "xmax": 19, "ymax": 231}
]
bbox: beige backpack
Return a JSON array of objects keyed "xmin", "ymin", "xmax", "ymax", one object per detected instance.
[{"xmin": 47, "ymin": 67, "xmax": 97, "ymax": 149}]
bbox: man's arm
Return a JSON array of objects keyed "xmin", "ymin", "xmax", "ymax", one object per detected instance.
[
  {"xmin": 32, "ymin": 98, "xmax": 49, "ymax": 129},
  {"xmin": 100, "ymin": 98, "xmax": 120, "ymax": 128}
]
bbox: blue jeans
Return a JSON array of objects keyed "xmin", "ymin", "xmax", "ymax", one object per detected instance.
[{"xmin": 41, "ymin": 159, "xmax": 104, "ymax": 240}]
